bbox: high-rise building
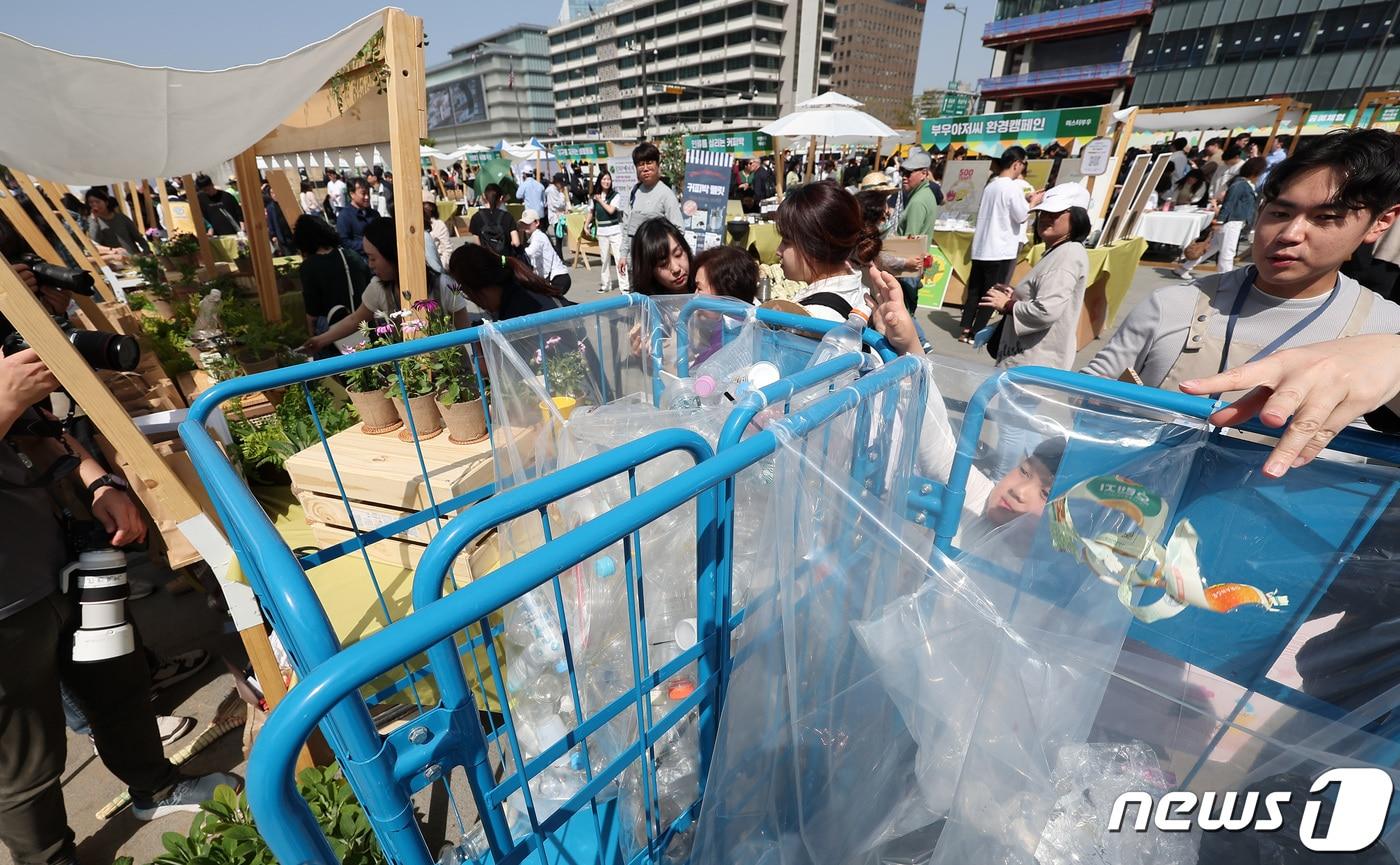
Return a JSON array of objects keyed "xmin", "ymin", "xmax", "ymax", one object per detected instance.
[
  {"xmin": 1130, "ymin": 1, "xmax": 1400, "ymax": 110},
  {"xmin": 830, "ymin": 0, "xmax": 928, "ymax": 129},
  {"xmin": 979, "ymin": 0, "xmax": 1153, "ymax": 112},
  {"xmin": 425, "ymin": 24, "xmax": 556, "ymax": 144},
  {"xmin": 549, "ymin": 0, "xmax": 838, "ymax": 141}
]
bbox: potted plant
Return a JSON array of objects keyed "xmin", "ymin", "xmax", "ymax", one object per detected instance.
[
  {"xmin": 435, "ymin": 352, "xmax": 489, "ymax": 445},
  {"xmin": 531, "ymin": 335, "xmax": 592, "ymax": 422},
  {"xmin": 342, "ymin": 323, "xmax": 402, "ymax": 435},
  {"xmin": 386, "ymin": 313, "xmax": 444, "ymax": 441},
  {"xmin": 156, "ymin": 231, "xmax": 199, "ymax": 273}
]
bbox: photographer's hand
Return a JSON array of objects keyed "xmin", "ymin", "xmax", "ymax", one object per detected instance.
[
  {"xmin": 91, "ymin": 485, "xmax": 147, "ymax": 547},
  {"xmin": 0, "ymin": 349, "xmax": 60, "ymax": 437}
]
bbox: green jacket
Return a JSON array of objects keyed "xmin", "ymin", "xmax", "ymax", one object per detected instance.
[{"xmin": 898, "ymin": 180, "xmax": 939, "ymax": 238}]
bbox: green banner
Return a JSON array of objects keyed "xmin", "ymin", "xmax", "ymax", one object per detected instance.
[
  {"xmin": 921, "ymin": 106, "xmax": 1104, "ymax": 150},
  {"xmin": 554, "ymin": 142, "xmax": 610, "ymax": 161},
  {"xmin": 682, "ymin": 131, "xmax": 774, "ymax": 157}
]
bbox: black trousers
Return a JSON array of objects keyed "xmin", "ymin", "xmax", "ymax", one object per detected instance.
[
  {"xmin": 958, "ymin": 258, "xmax": 1016, "ymax": 336},
  {"xmin": 0, "ymin": 594, "xmax": 176, "ymax": 865}
]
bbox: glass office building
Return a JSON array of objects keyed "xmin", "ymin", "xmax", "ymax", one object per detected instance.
[{"xmin": 1131, "ymin": 0, "xmax": 1400, "ymax": 109}]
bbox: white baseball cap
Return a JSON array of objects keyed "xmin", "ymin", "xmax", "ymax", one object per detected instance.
[
  {"xmin": 1030, "ymin": 183, "xmax": 1091, "ymax": 214},
  {"xmin": 520, "ymin": 208, "xmax": 541, "ymax": 224}
]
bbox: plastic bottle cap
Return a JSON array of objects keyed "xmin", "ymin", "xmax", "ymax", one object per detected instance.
[
  {"xmin": 554, "ymin": 660, "xmax": 568, "ymax": 674},
  {"xmin": 593, "ymin": 556, "xmax": 617, "ymax": 578},
  {"xmin": 694, "ymin": 375, "xmax": 718, "ymax": 398},
  {"xmin": 675, "ymin": 618, "xmax": 698, "ymax": 651},
  {"xmin": 666, "ymin": 679, "xmax": 696, "ymax": 701},
  {"xmin": 747, "ymin": 362, "xmax": 780, "ymax": 389}
]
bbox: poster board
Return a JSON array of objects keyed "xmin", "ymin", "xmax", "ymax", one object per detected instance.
[
  {"xmin": 167, "ymin": 199, "xmax": 199, "ymax": 236},
  {"xmin": 917, "ymin": 246, "xmax": 954, "ymax": 309},
  {"xmin": 1099, "ymin": 153, "xmax": 1149, "ymax": 247},
  {"xmin": 1119, "ymin": 154, "xmax": 1171, "ymax": 243},
  {"xmin": 679, "ymin": 150, "xmax": 731, "ymax": 254},
  {"xmin": 606, "ymin": 157, "xmax": 637, "ymax": 204},
  {"xmin": 939, "ymin": 159, "xmax": 990, "ymax": 225}
]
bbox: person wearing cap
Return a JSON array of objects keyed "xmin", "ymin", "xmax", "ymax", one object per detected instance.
[
  {"xmin": 518, "ymin": 208, "xmax": 571, "ymax": 295},
  {"xmin": 895, "ymin": 148, "xmax": 940, "ymax": 315},
  {"xmin": 978, "ymin": 183, "xmax": 1091, "ymax": 372}
]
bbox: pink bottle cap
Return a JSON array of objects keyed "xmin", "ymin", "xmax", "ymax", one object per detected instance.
[{"xmin": 694, "ymin": 375, "xmax": 718, "ymax": 397}]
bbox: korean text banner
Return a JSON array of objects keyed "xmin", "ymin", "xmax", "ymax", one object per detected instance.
[
  {"xmin": 922, "ymin": 106, "xmax": 1104, "ymax": 152},
  {"xmin": 683, "ymin": 131, "xmax": 774, "ymax": 158}
]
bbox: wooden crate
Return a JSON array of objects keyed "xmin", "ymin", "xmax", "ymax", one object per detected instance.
[
  {"xmin": 307, "ymin": 522, "xmax": 493, "ymax": 583},
  {"xmin": 285, "ymin": 422, "xmax": 512, "ymax": 512}
]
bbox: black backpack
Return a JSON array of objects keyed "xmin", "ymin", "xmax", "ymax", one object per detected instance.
[{"xmin": 477, "ymin": 208, "xmax": 512, "ymax": 255}]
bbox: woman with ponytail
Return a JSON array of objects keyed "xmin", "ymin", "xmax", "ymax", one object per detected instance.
[
  {"xmin": 774, "ymin": 180, "xmax": 883, "ymax": 321},
  {"xmin": 448, "ymin": 243, "xmax": 572, "ymax": 321}
]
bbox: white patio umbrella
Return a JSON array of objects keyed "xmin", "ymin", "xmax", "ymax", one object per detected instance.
[{"xmin": 761, "ymin": 90, "xmax": 898, "ymax": 183}]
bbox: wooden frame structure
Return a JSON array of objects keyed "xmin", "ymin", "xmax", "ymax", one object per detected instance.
[
  {"xmin": 0, "ymin": 9, "xmax": 428, "ymax": 769},
  {"xmin": 1357, "ymin": 90, "xmax": 1400, "ymax": 128},
  {"xmin": 1129, "ymin": 97, "xmax": 1311, "ymax": 157}
]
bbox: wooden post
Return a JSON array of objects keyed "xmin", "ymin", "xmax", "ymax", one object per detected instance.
[
  {"xmin": 231, "ymin": 151, "xmax": 282, "ymax": 321},
  {"xmin": 141, "ymin": 181, "xmax": 158, "ymax": 233},
  {"xmin": 803, "ymin": 138, "xmax": 817, "ymax": 183},
  {"xmin": 0, "ymin": 186, "xmax": 117, "ymax": 332},
  {"xmin": 9, "ymin": 173, "xmax": 109, "ymax": 298},
  {"xmin": 155, "ymin": 178, "xmax": 177, "ymax": 235},
  {"xmin": 266, "ymin": 169, "xmax": 301, "ymax": 219},
  {"xmin": 110, "ymin": 181, "xmax": 131, "ymax": 219},
  {"xmin": 0, "ymin": 251, "xmax": 299, "ymax": 762},
  {"xmin": 384, "ymin": 9, "xmax": 429, "ymax": 305},
  {"xmin": 129, "ymin": 181, "xmax": 147, "ymax": 236},
  {"xmin": 1261, "ymin": 101, "xmax": 1288, "ymax": 160},
  {"xmin": 179, "ymin": 175, "xmax": 219, "ymax": 278}
]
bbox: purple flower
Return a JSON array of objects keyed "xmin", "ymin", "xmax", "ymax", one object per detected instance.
[
  {"xmin": 412, "ymin": 299, "xmax": 440, "ymax": 313},
  {"xmin": 375, "ymin": 323, "xmax": 396, "ymax": 336},
  {"xmin": 401, "ymin": 320, "xmax": 424, "ymax": 334}
]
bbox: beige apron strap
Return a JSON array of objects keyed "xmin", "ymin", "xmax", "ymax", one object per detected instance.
[
  {"xmin": 1180, "ymin": 282, "xmax": 1218, "ymax": 356},
  {"xmin": 1338, "ymin": 284, "xmax": 1374, "ymax": 339}
]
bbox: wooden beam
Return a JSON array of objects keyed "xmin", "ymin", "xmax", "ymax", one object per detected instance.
[
  {"xmin": 129, "ymin": 181, "xmax": 147, "ymax": 235},
  {"xmin": 231, "ymin": 150, "xmax": 282, "ymax": 321},
  {"xmin": 110, "ymin": 182, "xmax": 131, "ymax": 220},
  {"xmin": 141, "ymin": 181, "xmax": 158, "ymax": 233},
  {"xmin": 1262, "ymin": 103, "xmax": 1287, "ymax": 161},
  {"xmin": 266, "ymin": 169, "xmax": 301, "ymax": 221},
  {"xmin": 155, "ymin": 178, "xmax": 176, "ymax": 236},
  {"xmin": 0, "ymin": 186, "xmax": 117, "ymax": 332},
  {"xmin": 0, "ymin": 250, "xmax": 291, "ymax": 745},
  {"xmin": 384, "ymin": 9, "xmax": 429, "ymax": 305},
  {"xmin": 179, "ymin": 175, "xmax": 219, "ymax": 278},
  {"xmin": 9, "ymin": 173, "xmax": 109, "ymax": 300}
]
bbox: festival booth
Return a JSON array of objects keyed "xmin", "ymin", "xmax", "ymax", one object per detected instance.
[
  {"xmin": 0, "ymin": 7, "xmax": 432, "ymax": 770},
  {"xmin": 910, "ymin": 104, "xmax": 1145, "ymax": 343}
]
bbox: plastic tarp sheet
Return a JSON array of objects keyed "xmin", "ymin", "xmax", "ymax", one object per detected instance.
[
  {"xmin": 1130, "ymin": 103, "xmax": 1296, "ymax": 133},
  {"xmin": 0, "ymin": 10, "xmax": 386, "ymax": 184},
  {"xmin": 691, "ymin": 363, "xmax": 1400, "ymax": 865}
]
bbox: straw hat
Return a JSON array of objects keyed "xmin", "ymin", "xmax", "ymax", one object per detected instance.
[{"xmin": 858, "ymin": 171, "xmax": 898, "ymax": 192}]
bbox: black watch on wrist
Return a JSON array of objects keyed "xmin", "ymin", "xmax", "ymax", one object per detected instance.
[{"xmin": 86, "ymin": 473, "xmax": 129, "ymax": 494}]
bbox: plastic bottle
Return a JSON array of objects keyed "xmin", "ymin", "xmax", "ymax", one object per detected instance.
[
  {"xmin": 662, "ymin": 377, "xmax": 701, "ymax": 411},
  {"xmin": 806, "ymin": 307, "xmax": 870, "ymax": 369},
  {"xmin": 504, "ymin": 589, "xmax": 564, "ymax": 662}
]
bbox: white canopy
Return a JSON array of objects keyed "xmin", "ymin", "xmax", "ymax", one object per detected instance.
[
  {"xmin": 761, "ymin": 90, "xmax": 897, "ymax": 141},
  {"xmin": 0, "ymin": 10, "xmax": 388, "ymax": 184},
  {"xmin": 1130, "ymin": 102, "xmax": 1300, "ymax": 133}
]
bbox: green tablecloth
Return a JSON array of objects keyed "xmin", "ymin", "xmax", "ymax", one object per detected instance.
[
  {"xmin": 210, "ymin": 235, "xmax": 240, "ymax": 262},
  {"xmin": 726, "ymin": 221, "xmax": 781, "ymax": 264},
  {"xmin": 931, "ymin": 229, "xmax": 976, "ymax": 284},
  {"xmin": 436, "ymin": 200, "xmax": 460, "ymax": 223}
]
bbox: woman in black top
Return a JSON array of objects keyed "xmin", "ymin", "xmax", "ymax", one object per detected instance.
[
  {"xmin": 448, "ymin": 243, "xmax": 570, "ymax": 321},
  {"xmin": 293, "ymin": 215, "xmax": 371, "ymax": 339}
]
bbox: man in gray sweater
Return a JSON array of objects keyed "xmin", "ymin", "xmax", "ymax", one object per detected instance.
[
  {"xmin": 1084, "ymin": 129, "xmax": 1400, "ymax": 396},
  {"xmin": 619, "ymin": 141, "xmax": 684, "ymax": 287}
]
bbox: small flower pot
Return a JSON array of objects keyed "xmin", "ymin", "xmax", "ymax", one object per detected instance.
[
  {"xmin": 394, "ymin": 392, "xmax": 444, "ymax": 441},
  {"xmin": 347, "ymin": 388, "xmax": 402, "ymax": 435},
  {"xmin": 539, "ymin": 395, "xmax": 578, "ymax": 425},
  {"xmin": 437, "ymin": 396, "xmax": 487, "ymax": 444},
  {"xmin": 236, "ymin": 350, "xmax": 279, "ymax": 377}
]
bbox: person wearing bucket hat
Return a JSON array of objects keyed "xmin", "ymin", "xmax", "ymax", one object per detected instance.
[
  {"xmin": 978, "ymin": 182, "xmax": 1091, "ymax": 374},
  {"xmin": 858, "ymin": 171, "xmax": 898, "ymax": 193}
]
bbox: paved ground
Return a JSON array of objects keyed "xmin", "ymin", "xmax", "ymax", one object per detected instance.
[{"xmin": 33, "ymin": 256, "xmax": 1181, "ymax": 865}]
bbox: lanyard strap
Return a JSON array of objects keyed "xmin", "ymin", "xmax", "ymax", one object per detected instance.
[{"xmin": 1218, "ymin": 267, "xmax": 1341, "ymax": 374}]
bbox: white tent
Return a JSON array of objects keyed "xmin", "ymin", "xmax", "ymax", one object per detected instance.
[
  {"xmin": 1129, "ymin": 101, "xmax": 1308, "ymax": 134},
  {"xmin": 761, "ymin": 89, "xmax": 898, "ymax": 141},
  {"xmin": 0, "ymin": 10, "xmax": 385, "ymax": 184}
]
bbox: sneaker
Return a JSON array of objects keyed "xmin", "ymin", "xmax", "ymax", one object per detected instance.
[
  {"xmin": 1174, "ymin": 267, "xmax": 1196, "ymax": 281},
  {"xmin": 132, "ymin": 771, "xmax": 242, "ymax": 822},
  {"xmin": 150, "ymin": 649, "xmax": 210, "ymax": 693},
  {"xmin": 157, "ymin": 715, "xmax": 196, "ymax": 746},
  {"xmin": 597, "ymin": 285, "xmax": 609, "ymax": 293}
]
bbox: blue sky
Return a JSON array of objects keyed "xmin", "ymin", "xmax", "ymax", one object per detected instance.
[{"xmin": 3, "ymin": 1, "xmax": 995, "ymax": 94}]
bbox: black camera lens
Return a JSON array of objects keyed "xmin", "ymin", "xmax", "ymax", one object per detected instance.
[
  {"xmin": 19, "ymin": 254, "xmax": 95, "ymax": 296},
  {"xmin": 67, "ymin": 330, "xmax": 140, "ymax": 372}
]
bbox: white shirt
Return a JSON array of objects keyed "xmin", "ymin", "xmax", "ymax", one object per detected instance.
[
  {"xmin": 327, "ymin": 179, "xmax": 347, "ymax": 208},
  {"xmin": 971, "ymin": 176, "xmax": 1030, "ymax": 261},
  {"xmin": 524, "ymin": 229, "xmax": 569, "ymax": 280},
  {"xmin": 1210, "ymin": 161, "xmax": 1241, "ymax": 201},
  {"xmin": 795, "ymin": 268, "xmax": 867, "ymax": 322}
]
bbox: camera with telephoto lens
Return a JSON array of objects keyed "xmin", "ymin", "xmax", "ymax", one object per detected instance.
[
  {"xmin": 2, "ymin": 316, "xmax": 140, "ymax": 372},
  {"xmin": 18, "ymin": 252, "xmax": 95, "ymax": 296},
  {"xmin": 60, "ymin": 523, "xmax": 135, "ymax": 663}
]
